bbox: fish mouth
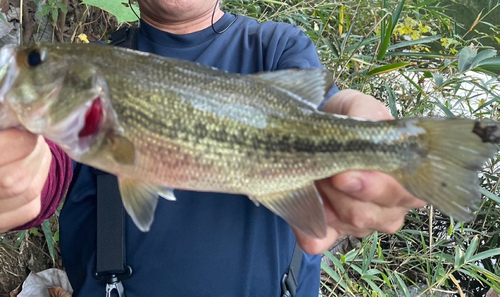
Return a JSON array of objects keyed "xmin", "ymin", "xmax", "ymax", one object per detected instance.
[
  {"xmin": 0, "ymin": 45, "xmax": 20, "ymax": 129},
  {"xmin": 0, "ymin": 44, "xmax": 14, "ymax": 83},
  {"xmin": 45, "ymin": 97, "xmax": 104, "ymax": 155}
]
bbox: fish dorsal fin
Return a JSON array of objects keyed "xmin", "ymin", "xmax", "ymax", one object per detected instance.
[
  {"xmin": 253, "ymin": 69, "xmax": 334, "ymax": 109},
  {"xmin": 118, "ymin": 177, "xmax": 170, "ymax": 232},
  {"xmin": 249, "ymin": 182, "xmax": 327, "ymax": 238}
]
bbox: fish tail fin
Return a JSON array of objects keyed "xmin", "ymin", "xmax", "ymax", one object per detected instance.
[{"xmin": 395, "ymin": 118, "xmax": 500, "ymax": 221}]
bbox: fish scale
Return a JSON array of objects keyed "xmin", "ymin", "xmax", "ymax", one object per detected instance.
[{"xmin": 0, "ymin": 42, "xmax": 499, "ymax": 236}]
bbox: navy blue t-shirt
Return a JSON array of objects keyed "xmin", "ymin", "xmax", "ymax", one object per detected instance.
[{"xmin": 60, "ymin": 13, "xmax": 338, "ymax": 297}]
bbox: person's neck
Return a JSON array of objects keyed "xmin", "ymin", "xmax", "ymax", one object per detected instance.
[{"xmin": 141, "ymin": 8, "xmax": 225, "ymax": 35}]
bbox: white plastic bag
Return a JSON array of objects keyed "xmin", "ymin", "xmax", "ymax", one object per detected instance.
[{"xmin": 14, "ymin": 268, "xmax": 73, "ymax": 297}]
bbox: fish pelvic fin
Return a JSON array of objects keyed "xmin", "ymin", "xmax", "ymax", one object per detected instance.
[
  {"xmin": 253, "ymin": 69, "xmax": 334, "ymax": 109},
  {"xmin": 118, "ymin": 177, "xmax": 168, "ymax": 232},
  {"xmin": 250, "ymin": 182, "xmax": 327, "ymax": 238},
  {"xmin": 396, "ymin": 118, "xmax": 500, "ymax": 221}
]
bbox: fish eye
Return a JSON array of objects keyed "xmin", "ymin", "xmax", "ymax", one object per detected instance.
[{"xmin": 27, "ymin": 49, "xmax": 42, "ymax": 67}]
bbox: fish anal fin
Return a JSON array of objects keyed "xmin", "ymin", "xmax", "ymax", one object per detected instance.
[
  {"xmin": 118, "ymin": 177, "xmax": 162, "ymax": 232},
  {"xmin": 253, "ymin": 69, "xmax": 334, "ymax": 109},
  {"xmin": 158, "ymin": 187, "xmax": 176, "ymax": 201},
  {"xmin": 251, "ymin": 183, "xmax": 327, "ymax": 238}
]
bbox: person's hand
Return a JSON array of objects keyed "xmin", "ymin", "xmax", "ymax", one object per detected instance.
[
  {"xmin": 0, "ymin": 129, "xmax": 52, "ymax": 232},
  {"xmin": 293, "ymin": 89, "xmax": 427, "ymax": 254}
]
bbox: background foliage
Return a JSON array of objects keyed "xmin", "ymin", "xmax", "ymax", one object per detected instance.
[
  {"xmin": 217, "ymin": 1, "xmax": 500, "ymax": 296},
  {"xmin": 2, "ymin": 0, "xmax": 500, "ymax": 296}
]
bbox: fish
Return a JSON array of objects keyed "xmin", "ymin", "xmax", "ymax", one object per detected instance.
[{"xmin": 0, "ymin": 42, "xmax": 499, "ymax": 238}]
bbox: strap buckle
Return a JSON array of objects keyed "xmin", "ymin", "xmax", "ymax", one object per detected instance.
[
  {"xmin": 106, "ymin": 282, "xmax": 125, "ymax": 297},
  {"xmin": 93, "ymin": 265, "xmax": 133, "ymax": 297},
  {"xmin": 281, "ymin": 268, "xmax": 298, "ymax": 297},
  {"xmin": 93, "ymin": 265, "xmax": 133, "ymax": 282}
]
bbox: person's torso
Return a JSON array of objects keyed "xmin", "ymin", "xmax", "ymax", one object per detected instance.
[{"xmin": 60, "ymin": 13, "xmax": 326, "ymax": 297}]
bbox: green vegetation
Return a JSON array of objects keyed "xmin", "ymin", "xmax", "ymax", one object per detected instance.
[
  {"xmin": 4, "ymin": 0, "xmax": 500, "ymax": 295},
  {"xmin": 216, "ymin": 1, "xmax": 500, "ymax": 295}
]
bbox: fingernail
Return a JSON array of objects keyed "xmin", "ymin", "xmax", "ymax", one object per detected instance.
[{"xmin": 340, "ymin": 177, "xmax": 362, "ymax": 193}]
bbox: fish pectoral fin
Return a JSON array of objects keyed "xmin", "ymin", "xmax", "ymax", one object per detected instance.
[
  {"xmin": 250, "ymin": 183, "xmax": 327, "ymax": 238},
  {"xmin": 158, "ymin": 187, "xmax": 176, "ymax": 201},
  {"xmin": 118, "ymin": 177, "xmax": 162, "ymax": 232},
  {"xmin": 252, "ymin": 69, "xmax": 334, "ymax": 109},
  {"xmin": 109, "ymin": 134, "xmax": 136, "ymax": 165}
]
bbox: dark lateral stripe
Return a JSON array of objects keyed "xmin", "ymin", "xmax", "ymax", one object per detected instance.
[
  {"xmin": 124, "ymin": 118, "xmax": 425, "ymax": 157},
  {"xmin": 243, "ymin": 135, "xmax": 425, "ymax": 155},
  {"xmin": 115, "ymin": 96, "xmax": 426, "ymax": 157}
]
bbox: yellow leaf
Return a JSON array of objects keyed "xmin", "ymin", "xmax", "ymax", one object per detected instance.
[
  {"xmin": 78, "ymin": 33, "xmax": 90, "ymax": 43},
  {"xmin": 339, "ymin": 6, "xmax": 345, "ymax": 36},
  {"xmin": 465, "ymin": 10, "xmax": 483, "ymax": 36}
]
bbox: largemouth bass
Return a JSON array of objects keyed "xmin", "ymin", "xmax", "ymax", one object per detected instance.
[{"xmin": 0, "ymin": 43, "xmax": 499, "ymax": 238}]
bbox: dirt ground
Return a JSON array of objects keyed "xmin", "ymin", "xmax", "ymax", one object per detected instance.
[{"xmin": 0, "ymin": 230, "xmax": 61, "ymax": 297}]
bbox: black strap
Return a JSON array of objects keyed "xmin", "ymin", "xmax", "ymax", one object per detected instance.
[
  {"xmin": 91, "ymin": 26, "xmax": 139, "ymax": 287},
  {"xmin": 281, "ymin": 242, "xmax": 303, "ymax": 297},
  {"xmin": 109, "ymin": 26, "xmax": 139, "ymax": 50},
  {"xmin": 92, "ymin": 169, "xmax": 132, "ymax": 284}
]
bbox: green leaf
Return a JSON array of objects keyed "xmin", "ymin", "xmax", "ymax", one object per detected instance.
[
  {"xmin": 381, "ymin": 273, "xmax": 392, "ymax": 289},
  {"xmin": 345, "ymin": 36, "xmax": 380, "ymax": 54},
  {"xmin": 365, "ymin": 279, "xmax": 385, "ymax": 296},
  {"xmin": 53, "ymin": 230, "xmax": 60, "ymax": 243},
  {"xmin": 364, "ymin": 268, "xmax": 383, "ymax": 276},
  {"xmin": 458, "ymin": 47, "xmax": 477, "ymax": 72},
  {"xmin": 56, "ymin": 1, "xmax": 68, "ymax": 13},
  {"xmin": 454, "ymin": 246, "xmax": 464, "ymax": 268},
  {"xmin": 458, "ymin": 268, "xmax": 490, "ymax": 284},
  {"xmin": 468, "ymin": 248, "xmax": 500, "ymax": 262},
  {"xmin": 474, "ymin": 57, "xmax": 500, "ymax": 72},
  {"xmin": 393, "ymin": 273, "xmax": 410, "ymax": 297},
  {"xmin": 363, "ymin": 232, "xmax": 378, "ymax": 272},
  {"xmin": 480, "ymin": 187, "xmax": 500, "ymax": 204},
  {"xmin": 377, "ymin": 0, "xmax": 405, "ymax": 60},
  {"xmin": 391, "ymin": 0, "xmax": 405, "ymax": 26},
  {"xmin": 465, "ymin": 236, "xmax": 479, "ymax": 261},
  {"xmin": 82, "ymin": 0, "xmax": 140, "ymax": 24},
  {"xmin": 15, "ymin": 230, "xmax": 26, "ymax": 248},
  {"xmin": 386, "ymin": 52, "xmax": 451, "ymax": 58},
  {"xmin": 430, "ymin": 99, "xmax": 455, "ymax": 117},
  {"xmin": 320, "ymin": 261, "xmax": 349, "ymax": 289},
  {"xmin": 385, "ymin": 83, "xmax": 399, "ymax": 119},
  {"xmin": 464, "ymin": 264, "xmax": 500, "ymax": 286},
  {"xmin": 367, "ymin": 62, "xmax": 411, "ymax": 76},
  {"xmin": 52, "ymin": 7, "xmax": 59, "ymax": 22},
  {"xmin": 387, "ymin": 35, "xmax": 442, "ymax": 51},
  {"xmin": 42, "ymin": 220, "xmax": 55, "ymax": 264},
  {"xmin": 340, "ymin": 253, "xmax": 346, "ymax": 263},
  {"xmin": 322, "ymin": 250, "xmax": 337, "ymax": 262},
  {"xmin": 329, "ymin": 254, "xmax": 347, "ymax": 275},
  {"xmin": 431, "ymin": 73, "xmax": 444, "ymax": 87},
  {"xmin": 29, "ymin": 227, "xmax": 40, "ymax": 237},
  {"xmin": 470, "ymin": 49, "xmax": 497, "ymax": 69}
]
